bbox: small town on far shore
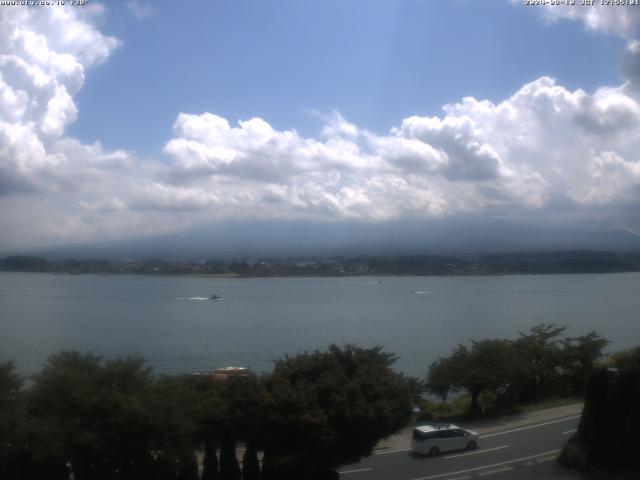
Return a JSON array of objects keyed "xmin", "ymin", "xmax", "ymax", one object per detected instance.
[{"xmin": 2, "ymin": 250, "xmax": 640, "ymax": 277}]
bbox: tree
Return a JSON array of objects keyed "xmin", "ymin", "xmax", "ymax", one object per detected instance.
[
  {"xmin": 561, "ymin": 332, "xmax": 608, "ymax": 394},
  {"xmin": 188, "ymin": 374, "xmax": 224, "ymax": 480},
  {"xmin": 188, "ymin": 371, "xmax": 269, "ymax": 480},
  {"xmin": 425, "ymin": 345, "xmax": 467, "ymax": 400},
  {"xmin": 150, "ymin": 374, "xmax": 206, "ymax": 479},
  {"xmin": 219, "ymin": 432, "xmax": 241, "ymax": 480},
  {"xmin": 513, "ymin": 324, "xmax": 568, "ymax": 401},
  {"xmin": 28, "ymin": 351, "xmax": 158, "ymax": 480},
  {"xmin": 426, "ymin": 326, "xmax": 610, "ymax": 417},
  {"xmin": 28, "ymin": 351, "xmax": 104, "ymax": 480},
  {"xmin": 201, "ymin": 439, "xmax": 219, "ymax": 480},
  {"xmin": 215, "ymin": 374, "xmax": 269, "ymax": 480},
  {"xmin": 241, "ymin": 445, "xmax": 261, "ymax": 480},
  {"xmin": 0, "ymin": 362, "xmax": 26, "ymax": 480},
  {"xmin": 426, "ymin": 340, "xmax": 516, "ymax": 416},
  {"xmin": 261, "ymin": 344, "xmax": 413, "ymax": 477},
  {"xmin": 176, "ymin": 452, "xmax": 199, "ymax": 480},
  {"xmin": 573, "ymin": 366, "xmax": 640, "ymax": 469},
  {"xmin": 609, "ymin": 345, "xmax": 640, "ymax": 371}
]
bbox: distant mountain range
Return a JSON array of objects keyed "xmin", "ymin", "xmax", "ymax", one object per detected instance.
[{"xmin": 9, "ymin": 218, "xmax": 640, "ymax": 261}]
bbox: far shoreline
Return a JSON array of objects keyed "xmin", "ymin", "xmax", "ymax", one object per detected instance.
[
  {"xmin": 2, "ymin": 269, "xmax": 640, "ymax": 279},
  {"xmin": 3, "ymin": 250, "xmax": 640, "ymax": 278}
]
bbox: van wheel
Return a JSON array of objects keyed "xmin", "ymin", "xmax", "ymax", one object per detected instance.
[
  {"xmin": 467, "ymin": 441, "xmax": 477, "ymax": 450},
  {"xmin": 429, "ymin": 447, "xmax": 439, "ymax": 456}
]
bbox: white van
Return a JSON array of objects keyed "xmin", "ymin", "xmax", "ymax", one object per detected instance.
[{"xmin": 411, "ymin": 423, "xmax": 479, "ymax": 456}]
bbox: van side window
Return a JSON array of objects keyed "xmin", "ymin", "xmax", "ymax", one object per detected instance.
[
  {"xmin": 413, "ymin": 430, "xmax": 428, "ymax": 441},
  {"xmin": 413, "ymin": 430, "xmax": 436, "ymax": 441}
]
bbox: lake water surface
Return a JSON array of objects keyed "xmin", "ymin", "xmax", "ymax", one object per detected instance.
[{"xmin": 1, "ymin": 272, "xmax": 639, "ymax": 377}]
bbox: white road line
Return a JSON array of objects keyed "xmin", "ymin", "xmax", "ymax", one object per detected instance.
[
  {"xmin": 445, "ymin": 445, "xmax": 509, "ymax": 459},
  {"xmin": 339, "ymin": 468, "xmax": 373, "ymax": 474},
  {"xmin": 562, "ymin": 429, "xmax": 577, "ymax": 435},
  {"xmin": 477, "ymin": 466, "xmax": 514, "ymax": 476},
  {"xmin": 481, "ymin": 415, "xmax": 580, "ymax": 438},
  {"xmin": 409, "ymin": 449, "xmax": 561, "ymax": 480},
  {"xmin": 536, "ymin": 456, "xmax": 557, "ymax": 463},
  {"xmin": 375, "ymin": 447, "xmax": 410, "ymax": 455}
]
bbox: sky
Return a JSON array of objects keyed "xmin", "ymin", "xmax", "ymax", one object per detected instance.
[{"xmin": 1, "ymin": 0, "xmax": 640, "ymax": 251}]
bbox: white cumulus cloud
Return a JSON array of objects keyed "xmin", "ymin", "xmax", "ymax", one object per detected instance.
[
  {"xmin": 155, "ymin": 71, "xmax": 640, "ymax": 227},
  {"xmin": 0, "ymin": 5, "xmax": 120, "ymax": 196},
  {"xmin": 536, "ymin": 2, "xmax": 640, "ymax": 39},
  {"xmin": 2, "ymin": 3, "xmax": 640, "ymax": 249}
]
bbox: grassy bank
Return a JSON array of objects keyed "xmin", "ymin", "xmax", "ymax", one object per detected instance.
[{"xmin": 415, "ymin": 395, "xmax": 583, "ymax": 424}]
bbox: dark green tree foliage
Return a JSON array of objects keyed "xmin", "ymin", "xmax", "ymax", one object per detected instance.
[
  {"xmin": 201, "ymin": 439, "xmax": 219, "ymax": 480},
  {"xmin": 149, "ymin": 374, "xmax": 203, "ymax": 478},
  {"xmin": 262, "ymin": 344, "xmax": 412, "ymax": 475},
  {"xmin": 242, "ymin": 445, "xmax": 261, "ymax": 480},
  {"xmin": 190, "ymin": 374, "xmax": 225, "ymax": 479},
  {"xmin": 609, "ymin": 346, "xmax": 640, "ymax": 371},
  {"xmin": 561, "ymin": 332, "xmax": 609, "ymax": 395},
  {"xmin": 514, "ymin": 324, "xmax": 568, "ymax": 401},
  {"xmin": 514, "ymin": 325, "xmax": 608, "ymax": 400},
  {"xmin": 28, "ymin": 351, "xmax": 103, "ymax": 480},
  {"xmin": 427, "ymin": 324, "xmax": 609, "ymax": 415},
  {"xmin": 176, "ymin": 452, "xmax": 199, "ymax": 480},
  {"xmin": 209, "ymin": 373, "xmax": 268, "ymax": 480},
  {"xmin": 219, "ymin": 433, "xmax": 241, "ymax": 480},
  {"xmin": 28, "ymin": 352, "xmax": 157, "ymax": 480},
  {"xmin": 427, "ymin": 340, "xmax": 515, "ymax": 416},
  {"xmin": 217, "ymin": 374, "xmax": 270, "ymax": 447},
  {"xmin": 0, "ymin": 362, "xmax": 25, "ymax": 479},
  {"xmin": 575, "ymin": 366, "xmax": 640, "ymax": 469}
]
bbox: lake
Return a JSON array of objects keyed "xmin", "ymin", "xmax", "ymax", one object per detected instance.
[{"xmin": 1, "ymin": 271, "xmax": 639, "ymax": 377}]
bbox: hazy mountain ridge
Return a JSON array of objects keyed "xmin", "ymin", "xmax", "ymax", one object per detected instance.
[{"xmin": 13, "ymin": 219, "xmax": 640, "ymax": 261}]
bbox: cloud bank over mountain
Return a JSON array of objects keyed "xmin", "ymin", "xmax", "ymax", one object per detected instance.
[{"xmin": 1, "ymin": 3, "xmax": 640, "ymax": 251}]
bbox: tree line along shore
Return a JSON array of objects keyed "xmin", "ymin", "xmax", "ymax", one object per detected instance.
[
  {"xmin": 1, "ymin": 325, "xmax": 639, "ymax": 479},
  {"xmin": 3, "ymin": 250, "xmax": 640, "ymax": 276}
]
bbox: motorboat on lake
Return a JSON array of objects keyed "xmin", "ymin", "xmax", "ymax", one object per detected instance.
[{"xmin": 208, "ymin": 294, "xmax": 223, "ymax": 300}]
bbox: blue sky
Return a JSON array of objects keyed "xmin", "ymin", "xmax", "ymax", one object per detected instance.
[
  {"xmin": 1, "ymin": 1, "xmax": 640, "ymax": 250},
  {"xmin": 69, "ymin": 0, "xmax": 624, "ymax": 155}
]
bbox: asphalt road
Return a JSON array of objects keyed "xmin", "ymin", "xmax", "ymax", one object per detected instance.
[{"xmin": 339, "ymin": 414, "xmax": 582, "ymax": 480}]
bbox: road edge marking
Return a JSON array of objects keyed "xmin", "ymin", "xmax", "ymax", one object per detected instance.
[
  {"xmin": 409, "ymin": 449, "xmax": 561, "ymax": 480},
  {"xmin": 375, "ymin": 448, "xmax": 410, "ymax": 455},
  {"xmin": 477, "ymin": 466, "xmax": 514, "ymax": 477},
  {"xmin": 481, "ymin": 415, "xmax": 580, "ymax": 438},
  {"xmin": 339, "ymin": 467, "xmax": 373, "ymax": 474},
  {"xmin": 444, "ymin": 445, "xmax": 508, "ymax": 459}
]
